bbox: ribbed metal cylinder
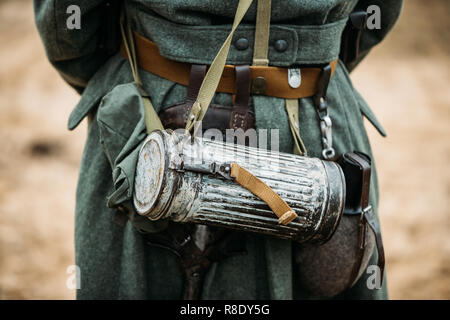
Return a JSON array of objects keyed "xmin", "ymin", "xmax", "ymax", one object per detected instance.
[{"xmin": 134, "ymin": 130, "xmax": 345, "ymax": 244}]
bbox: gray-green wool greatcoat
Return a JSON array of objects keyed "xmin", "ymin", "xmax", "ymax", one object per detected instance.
[{"xmin": 34, "ymin": 0, "xmax": 402, "ymax": 299}]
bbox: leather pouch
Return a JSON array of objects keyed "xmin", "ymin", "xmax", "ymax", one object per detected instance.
[
  {"xmin": 293, "ymin": 152, "xmax": 384, "ymax": 298},
  {"xmin": 158, "ymin": 64, "xmax": 255, "ymax": 133}
]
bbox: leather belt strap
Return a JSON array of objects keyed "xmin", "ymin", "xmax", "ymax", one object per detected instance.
[
  {"xmin": 120, "ymin": 32, "xmax": 338, "ymax": 100},
  {"xmin": 160, "ymin": 64, "xmax": 256, "ymax": 132},
  {"xmin": 230, "ymin": 65, "xmax": 252, "ymax": 130},
  {"xmin": 187, "ymin": 65, "xmax": 207, "ymax": 107},
  {"xmin": 346, "ymin": 152, "xmax": 385, "ymax": 288},
  {"xmin": 230, "ymin": 163, "xmax": 297, "ymax": 225},
  {"xmin": 143, "ymin": 222, "xmax": 246, "ymax": 300},
  {"xmin": 228, "ymin": 0, "xmax": 271, "ymax": 131}
]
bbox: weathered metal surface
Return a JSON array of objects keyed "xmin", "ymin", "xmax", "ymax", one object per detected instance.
[
  {"xmin": 134, "ymin": 130, "xmax": 345, "ymax": 244},
  {"xmin": 133, "ymin": 133, "xmax": 165, "ymax": 216}
]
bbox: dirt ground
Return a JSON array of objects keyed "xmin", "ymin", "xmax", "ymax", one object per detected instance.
[{"xmin": 0, "ymin": 0, "xmax": 448, "ymax": 300}]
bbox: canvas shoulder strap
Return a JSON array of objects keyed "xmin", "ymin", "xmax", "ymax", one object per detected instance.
[
  {"xmin": 252, "ymin": 0, "xmax": 306, "ymax": 155},
  {"xmin": 252, "ymin": 0, "xmax": 271, "ymax": 66},
  {"xmin": 185, "ymin": 0, "xmax": 254, "ymax": 134},
  {"xmin": 120, "ymin": 11, "xmax": 164, "ymax": 133}
]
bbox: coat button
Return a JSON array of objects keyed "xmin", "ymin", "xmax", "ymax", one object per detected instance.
[
  {"xmin": 251, "ymin": 77, "xmax": 267, "ymax": 95},
  {"xmin": 235, "ymin": 38, "xmax": 249, "ymax": 50},
  {"xmin": 274, "ymin": 39, "xmax": 288, "ymax": 52}
]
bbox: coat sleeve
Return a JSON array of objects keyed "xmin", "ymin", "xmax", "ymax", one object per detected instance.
[
  {"xmin": 344, "ymin": 0, "xmax": 403, "ymax": 72},
  {"xmin": 33, "ymin": 1, "xmax": 121, "ymax": 93}
]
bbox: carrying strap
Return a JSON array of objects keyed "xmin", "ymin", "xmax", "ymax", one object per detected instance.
[
  {"xmin": 230, "ymin": 163, "xmax": 298, "ymax": 225},
  {"xmin": 120, "ymin": 11, "xmax": 164, "ymax": 133},
  {"xmin": 254, "ymin": 0, "xmax": 307, "ymax": 156},
  {"xmin": 252, "ymin": 0, "xmax": 271, "ymax": 66},
  {"xmin": 229, "ymin": 0, "xmax": 271, "ymax": 130},
  {"xmin": 185, "ymin": 0, "xmax": 254, "ymax": 135},
  {"xmin": 253, "ymin": 0, "xmax": 307, "ymax": 155}
]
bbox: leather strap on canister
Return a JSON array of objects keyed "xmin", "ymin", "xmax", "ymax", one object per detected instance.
[{"xmin": 230, "ymin": 163, "xmax": 297, "ymax": 225}]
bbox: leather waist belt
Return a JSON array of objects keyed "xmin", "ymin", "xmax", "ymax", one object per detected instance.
[{"xmin": 120, "ymin": 32, "xmax": 338, "ymax": 100}]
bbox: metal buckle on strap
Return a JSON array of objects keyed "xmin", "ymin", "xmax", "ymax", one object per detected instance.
[
  {"xmin": 182, "ymin": 161, "xmax": 233, "ymax": 181},
  {"xmin": 211, "ymin": 162, "xmax": 233, "ymax": 180},
  {"xmin": 362, "ymin": 205, "xmax": 373, "ymax": 217}
]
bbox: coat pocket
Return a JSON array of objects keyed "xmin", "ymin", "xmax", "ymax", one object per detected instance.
[
  {"xmin": 97, "ymin": 83, "xmax": 146, "ymax": 169},
  {"xmin": 96, "ymin": 82, "xmax": 168, "ymax": 233}
]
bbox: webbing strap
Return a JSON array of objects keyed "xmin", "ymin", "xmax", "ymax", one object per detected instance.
[
  {"xmin": 252, "ymin": 1, "xmax": 307, "ymax": 156},
  {"xmin": 285, "ymin": 99, "xmax": 307, "ymax": 156},
  {"xmin": 120, "ymin": 12, "xmax": 163, "ymax": 133},
  {"xmin": 252, "ymin": 0, "xmax": 271, "ymax": 66},
  {"xmin": 141, "ymin": 96, "xmax": 164, "ymax": 134},
  {"xmin": 185, "ymin": 0, "xmax": 254, "ymax": 134},
  {"xmin": 230, "ymin": 163, "xmax": 298, "ymax": 225}
]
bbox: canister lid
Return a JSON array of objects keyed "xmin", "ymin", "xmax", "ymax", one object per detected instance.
[{"xmin": 133, "ymin": 132, "xmax": 166, "ymax": 216}]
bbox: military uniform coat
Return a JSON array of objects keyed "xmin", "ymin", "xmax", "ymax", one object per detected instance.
[{"xmin": 34, "ymin": 0, "xmax": 403, "ymax": 299}]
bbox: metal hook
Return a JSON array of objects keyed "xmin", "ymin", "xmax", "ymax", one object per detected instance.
[{"xmin": 313, "ymin": 65, "xmax": 335, "ymax": 160}]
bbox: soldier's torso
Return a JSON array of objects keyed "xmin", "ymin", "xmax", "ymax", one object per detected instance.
[{"xmin": 34, "ymin": 0, "xmax": 403, "ymax": 300}]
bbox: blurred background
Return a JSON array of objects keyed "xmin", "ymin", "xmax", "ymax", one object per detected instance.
[{"xmin": 0, "ymin": 0, "xmax": 448, "ymax": 299}]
